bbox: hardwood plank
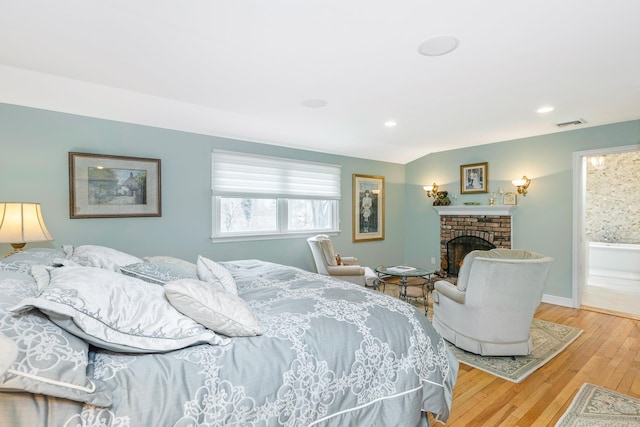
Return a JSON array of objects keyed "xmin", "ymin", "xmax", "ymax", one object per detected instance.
[{"xmin": 428, "ymin": 303, "xmax": 640, "ymax": 426}]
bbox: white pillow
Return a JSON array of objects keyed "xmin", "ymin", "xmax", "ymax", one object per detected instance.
[
  {"xmin": 11, "ymin": 266, "xmax": 229, "ymax": 353},
  {"xmin": 197, "ymin": 256, "xmax": 238, "ymax": 295},
  {"xmin": 165, "ymin": 279, "xmax": 262, "ymax": 337},
  {"xmin": 62, "ymin": 245, "xmax": 143, "ymax": 272}
]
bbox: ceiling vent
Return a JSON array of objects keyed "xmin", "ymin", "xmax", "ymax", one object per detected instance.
[{"xmin": 556, "ymin": 118, "xmax": 587, "ymax": 127}]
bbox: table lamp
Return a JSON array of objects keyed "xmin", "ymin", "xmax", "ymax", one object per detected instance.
[{"xmin": 0, "ymin": 202, "xmax": 54, "ymax": 257}]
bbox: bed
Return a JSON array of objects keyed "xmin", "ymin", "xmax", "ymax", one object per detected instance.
[{"xmin": 0, "ymin": 246, "xmax": 457, "ymax": 426}]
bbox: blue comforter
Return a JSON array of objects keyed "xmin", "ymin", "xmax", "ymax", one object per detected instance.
[{"xmin": 0, "ymin": 257, "xmax": 457, "ymax": 426}]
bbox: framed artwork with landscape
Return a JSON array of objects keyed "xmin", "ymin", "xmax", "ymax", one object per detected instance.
[
  {"xmin": 69, "ymin": 152, "xmax": 161, "ymax": 218},
  {"xmin": 460, "ymin": 162, "xmax": 488, "ymax": 194},
  {"xmin": 352, "ymin": 174, "xmax": 385, "ymax": 242}
]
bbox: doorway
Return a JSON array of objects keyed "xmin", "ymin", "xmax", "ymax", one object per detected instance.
[{"xmin": 572, "ymin": 145, "xmax": 640, "ymax": 318}]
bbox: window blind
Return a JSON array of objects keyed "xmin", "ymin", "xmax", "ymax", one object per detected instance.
[{"xmin": 212, "ymin": 150, "xmax": 341, "ymax": 199}]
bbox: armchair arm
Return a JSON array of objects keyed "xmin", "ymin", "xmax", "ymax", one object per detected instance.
[
  {"xmin": 340, "ymin": 256, "xmax": 358, "ymax": 265},
  {"xmin": 326, "ymin": 265, "xmax": 365, "ymax": 276},
  {"xmin": 434, "ymin": 280, "xmax": 466, "ymax": 304}
]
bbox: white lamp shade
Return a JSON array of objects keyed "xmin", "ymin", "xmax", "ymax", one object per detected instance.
[{"xmin": 0, "ymin": 203, "xmax": 53, "ymax": 243}]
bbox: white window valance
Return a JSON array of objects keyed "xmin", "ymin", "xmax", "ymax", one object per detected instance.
[{"xmin": 212, "ymin": 150, "xmax": 341, "ymax": 199}]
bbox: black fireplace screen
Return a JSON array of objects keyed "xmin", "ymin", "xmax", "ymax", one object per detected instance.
[{"xmin": 446, "ymin": 235, "xmax": 495, "ymax": 276}]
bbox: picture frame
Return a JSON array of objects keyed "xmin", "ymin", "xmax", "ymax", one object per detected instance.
[
  {"xmin": 460, "ymin": 162, "xmax": 488, "ymax": 194},
  {"xmin": 353, "ymin": 174, "xmax": 385, "ymax": 242},
  {"xmin": 503, "ymin": 192, "xmax": 517, "ymax": 206},
  {"xmin": 69, "ymin": 152, "xmax": 161, "ymax": 218}
]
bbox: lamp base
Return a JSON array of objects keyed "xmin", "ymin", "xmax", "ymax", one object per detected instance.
[{"xmin": 5, "ymin": 243, "xmax": 26, "ymax": 258}]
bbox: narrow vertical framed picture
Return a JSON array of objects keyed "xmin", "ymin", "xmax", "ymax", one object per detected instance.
[
  {"xmin": 460, "ymin": 162, "xmax": 488, "ymax": 194},
  {"xmin": 69, "ymin": 152, "xmax": 162, "ymax": 218},
  {"xmin": 353, "ymin": 174, "xmax": 385, "ymax": 242}
]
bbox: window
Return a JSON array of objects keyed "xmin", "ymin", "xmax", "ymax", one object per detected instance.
[{"xmin": 211, "ymin": 150, "xmax": 341, "ymax": 241}]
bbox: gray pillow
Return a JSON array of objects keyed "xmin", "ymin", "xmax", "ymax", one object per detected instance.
[
  {"xmin": 0, "ymin": 248, "xmax": 65, "ymax": 274},
  {"xmin": 11, "ymin": 266, "xmax": 229, "ymax": 353},
  {"xmin": 121, "ymin": 260, "xmax": 197, "ymax": 285},
  {"xmin": 0, "ymin": 271, "xmax": 112, "ymax": 406},
  {"xmin": 165, "ymin": 278, "xmax": 262, "ymax": 337},
  {"xmin": 62, "ymin": 244, "xmax": 143, "ymax": 272},
  {"xmin": 197, "ymin": 255, "xmax": 238, "ymax": 294}
]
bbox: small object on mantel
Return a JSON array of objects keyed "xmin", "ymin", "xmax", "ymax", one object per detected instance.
[{"xmin": 432, "ymin": 191, "xmax": 451, "ymax": 206}]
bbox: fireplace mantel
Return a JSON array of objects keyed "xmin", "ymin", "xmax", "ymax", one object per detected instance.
[{"xmin": 433, "ymin": 205, "xmax": 517, "ymax": 216}]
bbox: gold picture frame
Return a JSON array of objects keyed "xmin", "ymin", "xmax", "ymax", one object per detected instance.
[
  {"xmin": 460, "ymin": 162, "xmax": 488, "ymax": 194},
  {"xmin": 352, "ymin": 174, "xmax": 385, "ymax": 242},
  {"xmin": 69, "ymin": 152, "xmax": 161, "ymax": 218}
]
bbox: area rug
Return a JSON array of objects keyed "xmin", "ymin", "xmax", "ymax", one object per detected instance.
[
  {"xmin": 555, "ymin": 383, "xmax": 640, "ymax": 426},
  {"xmin": 447, "ymin": 319, "xmax": 582, "ymax": 383}
]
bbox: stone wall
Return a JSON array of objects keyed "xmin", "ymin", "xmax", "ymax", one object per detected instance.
[{"xmin": 586, "ymin": 151, "xmax": 640, "ymax": 243}]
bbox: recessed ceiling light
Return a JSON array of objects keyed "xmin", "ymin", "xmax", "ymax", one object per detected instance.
[
  {"xmin": 384, "ymin": 121, "xmax": 397, "ymax": 127},
  {"xmin": 301, "ymin": 99, "xmax": 327, "ymax": 108},
  {"xmin": 536, "ymin": 106, "xmax": 555, "ymax": 114},
  {"xmin": 418, "ymin": 35, "xmax": 459, "ymax": 57}
]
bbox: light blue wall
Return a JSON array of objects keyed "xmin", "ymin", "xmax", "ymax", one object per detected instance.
[
  {"xmin": 2, "ymin": 102, "xmax": 639, "ymax": 299},
  {"xmin": 0, "ymin": 103, "xmax": 405, "ymax": 271},
  {"xmin": 404, "ymin": 120, "xmax": 640, "ymax": 299}
]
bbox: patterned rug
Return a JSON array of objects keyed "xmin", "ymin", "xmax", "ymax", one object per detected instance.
[
  {"xmin": 555, "ymin": 383, "xmax": 640, "ymax": 426},
  {"xmin": 446, "ymin": 319, "xmax": 582, "ymax": 383},
  {"xmin": 380, "ymin": 286, "xmax": 583, "ymax": 384}
]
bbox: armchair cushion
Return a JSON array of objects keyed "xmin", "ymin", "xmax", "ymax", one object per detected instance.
[
  {"xmin": 326, "ymin": 265, "xmax": 365, "ymax": 276},
  {"xmin": 318, "ymin": 237, "xmax": 338, "ymax": 266},
  {"xmin": 434, "ymin": 280, "xmax": 466, "ymax": 304},
  {"xmin": 340, "ymin": 256, "xmax": 358, "ymax": 265}
]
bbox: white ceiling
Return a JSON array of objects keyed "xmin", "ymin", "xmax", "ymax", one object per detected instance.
[{"xmin": 1, "ymin": 1, "xmax": 639, "ymax": 164}]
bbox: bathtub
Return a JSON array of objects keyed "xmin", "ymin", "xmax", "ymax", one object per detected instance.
[{"xmin": 588, "ymin": 241, "xmax": 640, "ymax": 281}]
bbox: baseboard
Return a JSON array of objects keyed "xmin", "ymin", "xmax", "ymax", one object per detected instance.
[{"xmin": 541, "ymin": 293, "xmax": 574, "ymax": 308}]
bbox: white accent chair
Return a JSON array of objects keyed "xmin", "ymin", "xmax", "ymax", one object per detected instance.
[
  {"xmin": 432, "ymin": 249, "xmax": 554, "ymax": 356},
  {"xmin": 307, "ymin": 235, "xmax": 377, "ymax": 287}
]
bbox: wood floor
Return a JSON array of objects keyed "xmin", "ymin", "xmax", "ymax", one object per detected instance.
[{"xmin": 428, "ymin": 303, "xmax": 640, "ymax": 426}]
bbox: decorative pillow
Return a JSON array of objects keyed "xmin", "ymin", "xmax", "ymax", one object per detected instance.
[
  {"xmin": 165, "ymin": 279, "xmax": 262, "ymax": 337},
  {"xmin": 0, "ymin": 248, "xmax": 66, "ymax": 274},
  {"xmin": 62, "ymin": 244, "xmax": 142, "ymax": 272},
  {"xmin": 0, "ymin": 270, "xmax": 112, "ymax": 406},
  {"xmin": 143, "ymin": 255, "xmax": 198, "ymax": 271},
  {"xmin": 121, "ymin": 261, "xmax": 197, "ymax": 285},
  {"xmin": 11, "ymin": 266, "xmax": 229, "ymax": 353},
  {"xmin": 197, "ymin": 256, "xmax": 238, "ymax": 295}
]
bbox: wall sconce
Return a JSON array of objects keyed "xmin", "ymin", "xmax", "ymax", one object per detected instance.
[
  {"xmin": 0, "ymin": 202, "xmax": 54, "ymax": 257},
  {"xmin": 512, "ymin": 176, "xmax": 531, "ymax": 197},
  {"xmin": 422, "ymin": 183, "xmax": 439, "ymax": 198}
]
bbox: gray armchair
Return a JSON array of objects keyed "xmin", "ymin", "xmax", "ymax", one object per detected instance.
[
  {"xmin": 307, "ymin": 235, "xmax": 377, "ymax": 287},
  {"xmin": 432, "ymin": 249, "xmax": 553, "ymax": 356}
]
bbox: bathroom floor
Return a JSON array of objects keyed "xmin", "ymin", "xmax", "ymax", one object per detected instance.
[{"xmin": 582, "ymin": 275, "xmax": 640, "ymax": 319}]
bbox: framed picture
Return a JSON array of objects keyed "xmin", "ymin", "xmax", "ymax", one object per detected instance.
[
  {"xmin": 69, "ymin": 152, "xmax": 161, "ymax": 218},
  {"xmin": 460, "ymin": 162, "xmax": 488, "ymax": 194},
  {"xmin": 353, "ymin": 174, "xmax": 385, "ymax": 242},
  {"xmin": 503, "ymin": 192, "xmax": 517, "ymax": 205}
]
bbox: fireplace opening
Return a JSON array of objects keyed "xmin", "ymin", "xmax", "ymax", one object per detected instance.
[{"xmin": 446, "ymin": 235, "xmax": 495, "ymax": 277}]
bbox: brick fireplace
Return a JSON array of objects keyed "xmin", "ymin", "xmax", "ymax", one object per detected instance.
[{"xmin": 434, "ymin": 206, "xmax": 516, "ymax": 276}]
